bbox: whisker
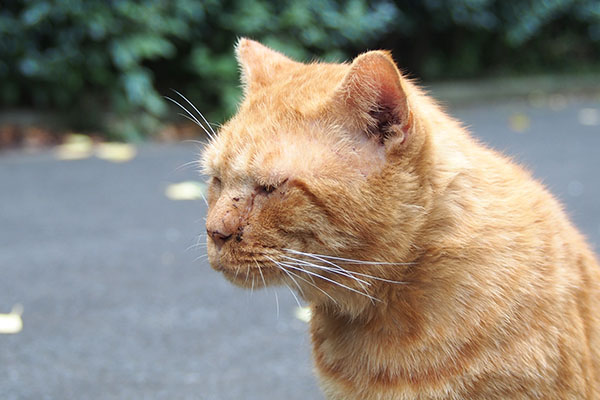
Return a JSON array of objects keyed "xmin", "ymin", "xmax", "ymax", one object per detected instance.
[
  {"xmin": 174, "ymin": 159, "xmax": 201, "ymax": 173},
  {"xmin": 255, "ymin": 260, "xmax": 267, "ymax": 289},
  {"xmin": 283, "ymin": 254, "xmax": 407, "ymax": 285},
  {"xmin": 266, "ymin": 256, "xmax": 338, "ymax": 305},
  {"xmin": 186, "ymin": 242, "xmax": 207, "ymax": 252},
  {"xmin": 284, "ymin": 282, "xmax": 303, "ymax": 309},
  {"xmin": 274, "ymin": 289, "xmax": 280, "ymax": 319},
  {"xmin": 293, "ymin": 262, "xmax": 317, "ymax": 286},
  {"xmin": 186, "ymin": 236, "xmax": 203, "ymax": 252},
  {"xmin": 273, "ymin": 262, "xmax": 305, "ymax": 298},
  {"xmin": 281, "ymin": 255, "xmax": 371, "ymax": 287},
  {"xmin": 193, "ymin": 253, "xmax": 208, "ymax": 262},
  {"xmin": 338, "ymin": 270, "xmax": 407, "ymax": 285},
  {"xmin": 172, "ymin": 89, "xmax": 218, "ymax": 137},
  {"xmin": 199, "ymin": 191, "xmax": 209, "ymax": 207},
  {"xmin": 165, "ymin": 96, "xmax": 214, "ymax": 140},
  {"xmin": 281, "ymin": 267, "xmax": 338, "ymax": 305},
  {"xmin": 280, "ymin": 256, "xmax": 374, "ymax": 297},
  {"xmin": 165, "ymin": 97, "xmax": 203, "ymax": 129},
  {"xmin": 255, "ymin": 259, "xmax": 279, "ymax": 318},
  {"xmin": 285, "ymin": 248, "xmax": 415, "ymax": 266},
  {"xmin": 176, "ymin": 112, "xmax": 206, "ymax": 130},
  {"xmin": 279, "ymin": 261, "xmax": 380, "ymax": 303}
]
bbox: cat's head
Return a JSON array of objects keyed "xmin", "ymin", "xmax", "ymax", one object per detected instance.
[{"xmin": 202, "ymin": 39, "xmax": 432, "ymax": 310}]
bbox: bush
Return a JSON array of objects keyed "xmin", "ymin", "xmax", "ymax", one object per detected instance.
[
  {"xmin": 0, "ymin": 0, "xmax": 208, "ymax": 140},
  {"xmin": 380, "ymin": 0, "xmax": 600, "ymax": 79},
  {"xmin": 1, "ymin": 0, "xmax": 599, "ymax": 140}
]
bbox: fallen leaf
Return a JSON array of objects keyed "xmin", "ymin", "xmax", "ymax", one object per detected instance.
[
  {"xmin": 54, "ymin": 134, "xmax": 93, "ymax": 160},
  {"xmin": 0, "ymin": 304, "xmax": 23, "ymax": 334},
  {"xmin": 294, "ymin": 306, "xmax": 312, "ymax": 323},
  {"xmin": 578, "ymin": 108, "xmax": 599, "ymax": 126},
  {"xmin": 96, "ymin": 142, "xmax": 137, "ymax": 163},
  {"xmin": 508, "ymin": 113, "xmax": 530, "ymax": 133},
  {"xmin": 165, "ymin": 181, "xmax": 207, "ymax": 201}
]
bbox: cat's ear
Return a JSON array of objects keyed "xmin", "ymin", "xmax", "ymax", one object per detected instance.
[
  {"xmin": 235, "ymin": 38, "xmax": 296, "ymax": 94},
  {"xmin": 333, "ymin": 51, "xmax": 413, "ymax": 145}
]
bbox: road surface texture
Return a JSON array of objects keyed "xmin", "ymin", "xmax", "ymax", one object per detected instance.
[{"xmin": 1, "ymin": 97, "xmax": 599, "ymax": 399}]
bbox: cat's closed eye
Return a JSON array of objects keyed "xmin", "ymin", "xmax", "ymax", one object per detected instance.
[
  {"xmin": 211, "ymin": 176, "xmax": 222, "ymax": 187},
  {"xmin": 259, "ymin": 184, "xmax": 276, "ymax": 194},
  {"xmin": 257, "ymin": 178, "xmax": 288, "ymax": 195}
]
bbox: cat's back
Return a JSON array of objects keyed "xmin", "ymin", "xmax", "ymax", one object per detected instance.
[{"xmin": 421, "ymin": 111, "xmax": 600, "ymax": 398}]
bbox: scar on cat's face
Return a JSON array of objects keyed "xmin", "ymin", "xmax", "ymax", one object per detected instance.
[{"xmin": 202, "ymin": 39, "xmax": 420, "ymax": 302}]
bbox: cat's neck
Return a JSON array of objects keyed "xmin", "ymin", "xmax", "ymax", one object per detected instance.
[
  {"xmin": 309, "ymin": 249, "xmax": 491, "ymax": 383},
  {"xmin": 311, "ymin": 280, "xmax": 427, "ymax": 336}
]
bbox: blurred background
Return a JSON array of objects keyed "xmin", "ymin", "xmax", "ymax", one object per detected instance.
[
  {"xmin": 1, "ymin": 0, "xmax": 600, "ymax": 142},
  {"xmin": 1, "ymin": 1, "xmax": 599, "ymax": 399}
]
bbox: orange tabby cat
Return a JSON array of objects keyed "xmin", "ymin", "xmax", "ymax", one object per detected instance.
[{"xmin": 202, "ymin": 39, "xmax": 600, "ymax": 399}]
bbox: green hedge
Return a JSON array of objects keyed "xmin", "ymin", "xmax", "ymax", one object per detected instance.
[{"xmin": 1, "ymin": 0, "xmax": 599, "ymax": 140}]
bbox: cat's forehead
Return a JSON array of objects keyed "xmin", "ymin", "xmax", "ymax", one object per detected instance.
[
  {"xmin": 205, "ymin": 118, "xmax": 333, "ymax": 181},
  {"xmin": 203, "ymin": 114, "xmax": 383, "ymax": 187},
  {"xmin": 244, "ymin": 62, "xmax": 349, "ymax": 113}
]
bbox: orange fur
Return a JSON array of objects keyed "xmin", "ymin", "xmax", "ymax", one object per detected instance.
[{"xmin": 202, "ymin": 39, "xmax": 600, "ymax": 399}]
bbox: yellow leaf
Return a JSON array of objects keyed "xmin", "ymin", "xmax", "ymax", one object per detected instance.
[
  {"xmin": 0, "ymin": 304, "xmax": 23, "ymax": 334},
  {"xmin": 165, "ymin": 181, "xmax": 207, "ymax": 201},
  {"xmin": 294, "ymin": 306, "xmax": 312, "ymax": 323},
  {"xmin": 54, "ymin": 134, "xmax": 93, "ymax": 160},
  {"xmin": 95, "ymin": 142, "xmax": 137, "ymax": 163},
  {"xmin": 508, "ymin": 113, "xmax": 530, "ymax": 133}
]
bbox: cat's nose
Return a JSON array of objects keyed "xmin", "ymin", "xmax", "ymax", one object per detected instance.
[
  {"xmin": 206, "ymin": 204, "xmax": 243, "ymax": 250},
  {"xmin": 207, "ymin": 229, "xmax": 232, "ymax": 249}
]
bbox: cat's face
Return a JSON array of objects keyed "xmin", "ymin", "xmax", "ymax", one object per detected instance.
[{"xmin": 202, "ymin": 39, "xmax": 429, "ymax": 307}]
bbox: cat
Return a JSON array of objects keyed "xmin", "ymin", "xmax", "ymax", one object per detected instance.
[{"xmin": 201, "ymin": 38, "xmax": 600, "ymax": 399}]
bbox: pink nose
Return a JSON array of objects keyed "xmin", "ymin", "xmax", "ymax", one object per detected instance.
[
  {"xmin": 206, "ymin": 199, "xmax": 244, "ymax": 250},
  {"xmin": 207, "ymin": 229, "xmax": 232, "ymax": 249}
]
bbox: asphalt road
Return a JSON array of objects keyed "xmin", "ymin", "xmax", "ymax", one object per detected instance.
[{"xmin": 1, "ymin": 97, "xmax": 599, "ymax": 400}]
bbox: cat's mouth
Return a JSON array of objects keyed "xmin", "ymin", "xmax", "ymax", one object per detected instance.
[
  {"xmin": 210, "ymin": 252, "xmax": 283, "ymax": 289},
  {"xmin": 220, "ymin": 264, "xmax": 282, "ymax": 288}
]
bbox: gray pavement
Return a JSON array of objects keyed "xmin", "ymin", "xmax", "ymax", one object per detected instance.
[{"xmin": 1, "ymin": 97, "xmax": 599, "ymax": 399}]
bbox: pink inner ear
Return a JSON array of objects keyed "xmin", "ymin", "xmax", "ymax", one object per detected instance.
[
  {"xmin": 334, "ymin": 51, "xmax": 410, "ymax": 138},
  {"xmin": 367, "ymin": 55, "xmax": 407, "ymax": 117},
  {"xmin": 378, "ymin": 79, "xmax": 406, "ymax": 115}
]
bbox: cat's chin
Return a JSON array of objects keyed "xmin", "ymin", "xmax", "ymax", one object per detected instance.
[{"xmin": 214, "ymin": 262, "xmax": 281, "ymax": 289}]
